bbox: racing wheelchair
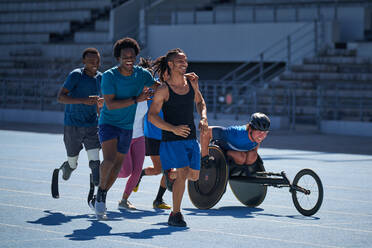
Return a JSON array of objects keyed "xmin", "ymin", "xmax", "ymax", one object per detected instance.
[{"xmin": 188, "ymin": 142, "xmax": 324, "ymax": 216}]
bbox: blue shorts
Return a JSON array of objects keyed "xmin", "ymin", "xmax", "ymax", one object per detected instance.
[
  {"xmin": 160, "ymin": 139, "xmax": 201, "ymax": 171},
  {"xmin": 98, "ymin": 124, "xmax": 132, "ymax": 154}
]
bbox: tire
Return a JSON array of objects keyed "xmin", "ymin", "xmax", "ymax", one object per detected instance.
[{"xmin": 291, "ymin": 169, "xmax": 323, "ymax": 216}]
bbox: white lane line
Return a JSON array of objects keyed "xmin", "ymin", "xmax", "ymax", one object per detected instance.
[
  {"xmin": 0, "ymin": 176, "xmax": 155, "ymax": 196},
  {"xmin": 0, "ymin": 222, "xmax": 166, "ymax": 248},
  {"xmin": 0, "ymin": 204, "xmax": 341, "ymax": 248}
]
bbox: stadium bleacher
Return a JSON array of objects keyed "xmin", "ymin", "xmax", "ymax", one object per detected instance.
[{"xmin": 0, "ymin": 0, "xmax": 371, "ymax": 128}]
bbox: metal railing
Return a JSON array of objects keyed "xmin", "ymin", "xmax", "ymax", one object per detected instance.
[
  {"xmin": 197, "ymin": 80, "xmax": 372, "ymax": 129},
  {"xmin": 220, "ymin": 20, "xmax": 323, "ymax": 83}
]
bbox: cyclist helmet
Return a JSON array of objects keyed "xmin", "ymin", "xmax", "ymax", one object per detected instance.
[{"xmin": 249, "ymin": 112, "xmax": 270, "ymax": 131}]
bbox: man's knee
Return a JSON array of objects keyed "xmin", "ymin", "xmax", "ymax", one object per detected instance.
[{"xmin": 187, "ymin": 169, "xmax": 199, "ymax": 181}]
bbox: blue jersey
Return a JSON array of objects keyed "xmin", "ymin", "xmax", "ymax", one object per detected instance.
[
  {"xmin": 98, "ymin": 65, "xmax": 155, "ymax": 130},
  {"xmin": 212, "ymin": 125, "xmax": 258, "ymax": 151},
  {"xmin": 144, "ymin": 99, "xmax": 163, "ymax": 140},
  {"xmin": 63, "ymin": 68, "xmax": 102, "ymax": 127}
]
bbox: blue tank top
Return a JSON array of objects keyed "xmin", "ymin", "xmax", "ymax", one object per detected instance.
[{"xmin": 144, "ymin": 99, "xmax": 163, "ymax": 140}]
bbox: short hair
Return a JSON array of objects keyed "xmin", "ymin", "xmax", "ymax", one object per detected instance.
[
  {"xmin": 113, "ymin": 37, "xmax": 140, "ymax": 58},
  {"xmin": 82, "ymin": 47, "xmax": 100, "ymax": 59}
]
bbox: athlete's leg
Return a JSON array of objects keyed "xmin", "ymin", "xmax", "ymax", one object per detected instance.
[
  {"xmin": 244, "ymin": 149, "xmax": 258, "ymax": 165},
  {"xmin": 227, "ymin": 150, "xmax": 247, "ymax": 165},
  {"xmin": 123, "ymin": 137, "xmax": 145, "ymax": 197},
  {"xmin": 172, "ymin": 167, "xmax": 188, "ymax": 213}
]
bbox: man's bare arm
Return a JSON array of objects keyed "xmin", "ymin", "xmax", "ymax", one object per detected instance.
[{"xmin": 148, "ymin": 85, "xmax": 191, "ymax": 138}]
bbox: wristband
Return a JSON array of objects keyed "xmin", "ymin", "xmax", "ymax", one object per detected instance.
[{"xmin": 132, "ymin": 96, "xmax": 137, "ymax": 104}]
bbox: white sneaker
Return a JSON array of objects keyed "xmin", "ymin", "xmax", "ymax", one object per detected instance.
[
  {"xmin": 118, "ymin": 199, "xmax": 136, "ymax": 210},
  {"xmin": 95, "ymin": 201, "xmax": 107, "ymax": 220}
]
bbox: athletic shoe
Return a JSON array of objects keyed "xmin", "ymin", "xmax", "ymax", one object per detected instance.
[
  {"xmin": 164, "ymin": 169, "xmax": 176, "ymax": 192},
  {"xmin": 95, "ymin": 201, "xmax": 107, "ymax": 220},
  {"xmin": 201, "ymin": 155, "xmax": 215, "ymax": 169},
  {"xmin": 61, "ymin": 161, "xmax": 75, "ymax": 181},
  {"xmin": 153, "ymin": 199, "xmax": 171, "ymax": 209},
  {"xmin": 88, "ymin": 195, "xmax": 96, "ymax": 211},
  {"xmin": 118, "ymin": 199, "xmax": 136, "ymax": 210},
  {"xmin": 168, "ymin": 212, "xmax": 186, "ymax": 227},
  {"xmin": 133, "ymin": 178, "xmax": 141, "ymax": 192},
  {"xmin": 89, "ymin": 161, "xmax": 100, "ymax": 186}
]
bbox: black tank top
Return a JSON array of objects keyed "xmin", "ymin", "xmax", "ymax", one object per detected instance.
[{"xmin": 162, "ymin": 80, "xmax": 196, "ymax": 141}]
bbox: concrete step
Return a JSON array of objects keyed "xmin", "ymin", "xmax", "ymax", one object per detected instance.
[
  {"xmin": 280, "ymin": 72, "xmax": 372, "ymax": 82},
  {"xmin": 319, "ymin": 48, "xmax": 357, "ymax": 57},
  {"xmin": 0, "ymin": 10, "xmax": 92, "ymax": 23},
  {"xmin": 0, "ymin": 0, "xmax": 111, "ymax": 12},
  {"xmin": 74, "ymin": 31, "xmax": 111, "ymax": 43},
  {"xmin": 304, "ymin": 56, "xmax": 371, "ymax": 65},
  {"xmin": 0, "ymin": 22, "xmax": 71, "ymax": 34},
  {"xmin": 0, "ymin": 33, "xmax": 50, "ymax": 44},
  {"xmin": 95, "ymin": 20, "xmax": 109, "ymax": 32}
]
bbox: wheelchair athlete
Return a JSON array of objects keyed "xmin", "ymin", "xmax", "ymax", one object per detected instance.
[{"xmin": 200, "ymin": 112, "xmax": 270, "ymax": 167}]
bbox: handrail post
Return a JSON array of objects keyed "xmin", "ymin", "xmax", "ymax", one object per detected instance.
[
  {"xmin": 260, "ymin": 53, "xmax": 264, "ymax": 84},
  {"xmin": 232, "ymin": 1, "xmax": 236, "ymax": 24},
  {"xmin": 314, "ymin": 20, "xmax": 318, "ymax": 55},
  {"xmin": 287, "ymin": 35, "xmax": 291, "ymax": 70},
  {"xmin": 316, "ymin": 85, "xmax": 322, "ymax": 131},
  {"xmin": 213, "ymin": 7, "xmax": 216, "ymax": 24}
]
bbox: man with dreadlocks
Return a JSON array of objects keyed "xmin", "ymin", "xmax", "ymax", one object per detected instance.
[{"xmin": 148, "ymin": 48, "xmax": 208, "ymax": 227}]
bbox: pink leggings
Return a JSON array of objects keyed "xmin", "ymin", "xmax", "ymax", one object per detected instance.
[{"xmin": 117, "ymin": 136, "xmax": 145, "ymax": 196}]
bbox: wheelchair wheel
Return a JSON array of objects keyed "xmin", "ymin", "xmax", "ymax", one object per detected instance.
[
  {"xmin": 291, "ymin": 169, "xmax": 323, "ymax": 216},
  {"xmin": 229, "ymin": 158, "xmax": 267, "ymax": 208},
  {"xmin": 188, "ymin": 145, "xmax": 229, "ymax": 209}
]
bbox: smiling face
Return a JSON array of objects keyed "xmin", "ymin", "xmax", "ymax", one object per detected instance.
[
  {"xmin": 83, "ymin": 53, "xmax": 100, "ymax": 76},
  {"xmin": 168, "ymin": 53, "xmax": 188, "ymax": 75},
  {"xmin": 118, "ymin": 48, "xmax": 136, "ymax": 74},
  {"xmin": 250, "ymin": 129, "xmax": 269, "ymax": 144}
]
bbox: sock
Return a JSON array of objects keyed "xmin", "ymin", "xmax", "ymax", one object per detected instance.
[
  {"xmin": 155, "ymin": 186, "xmax": 166, "ymax": 202},
  {"xmin": 97, "ymin": 187, "xmax": 107, "ymax": 203}
]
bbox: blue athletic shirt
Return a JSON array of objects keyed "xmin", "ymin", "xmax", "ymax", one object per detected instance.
[
  {"xmin": 214, "ymin": 125, "xmax": 258, "ymax": 151},
  {"xmin": 63, "ymin": 68, "xmax": 102, "ymax": 127},
  {"xmin": 99, "ymin": 65, "xmax": 155, "ymax": 130},
  {"xmin": 144, "ymin": 99, "xmax": 163, "ymax": 140}
]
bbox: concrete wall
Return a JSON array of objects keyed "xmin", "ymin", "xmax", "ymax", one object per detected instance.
[
  {"xmin": 0, "ymin": 109, "xmax": 288, "ymax": 130},
  {"xmin": 147, "ymin": 22, "xmax": 337, "ymax": 62},
  {"xmin": 109, "ymin": 0, "xmax": 145, "ymax": 42},
  {"xmin": 0, "ymin": 109, "xmax": 64, "ymax": 125},
  {"xmin": 320, "ymin": 120, "xmax": 372, "ymax": 137},
  {"xmin": 171, "ymin": 6, "xmax": 364, "ymax": 42}
]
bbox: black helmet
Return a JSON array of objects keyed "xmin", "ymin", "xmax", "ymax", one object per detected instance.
[{"xmin": 249, "ymin": 112, "xmax": 270, "ymax": 131}]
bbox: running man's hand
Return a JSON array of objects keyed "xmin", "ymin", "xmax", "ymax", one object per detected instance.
[
  {"xmin": 97, "ymin": 97, "xmax": 104, "ymax": 108},
  {"xmin": 199, "ymin": 117, "xmax": 208, "ymax": 134},
  {"xmin": 172, "ymin": 125, "xmax": 191, "ymax": 138},
  {"xmin": 136, "ymin": 88, "xmax": 154, "ymax": 102},
  {"xmin": 84, "ymin": 96, "xmax": 99, "ymax": 105},
  {"xmin": 185, "ymin": 72, "xmax": 199, "ymax": 87}
]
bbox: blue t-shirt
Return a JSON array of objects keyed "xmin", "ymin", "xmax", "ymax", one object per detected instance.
[
  {"xmin": 213, "ymin": 125, "xmax": 258, "ymax": 151},
  {"xmin": 99, "ymin": 65, "xmax": 155, "ymax": 129},
  {"xmin": 63, "ymin": 68, "xmax": 102, "ymax": 127},
  {"xmin": 144, "ymin": 99, "xmax": 163, "ymax": 140}
]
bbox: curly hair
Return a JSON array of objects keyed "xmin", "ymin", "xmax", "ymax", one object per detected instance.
[
  {"xmin": 152, "ymin": 48, "xmax": 184, "ymax": 82},
  {"xmin": 82, "ymin": 47, "xmax": 100, "ymax": 59},
  {"xmin": 113, "ymin": 37, "xmax": 140, "ymax": 58}
]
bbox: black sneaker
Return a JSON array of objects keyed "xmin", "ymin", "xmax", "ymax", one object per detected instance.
[
  {"xmin": 201, "ymin": 155, "xmax": 215, "ymax": 169},
  {"xmin": 168, "ymin": 212, "xmax": 186, "ymax": 227}
]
